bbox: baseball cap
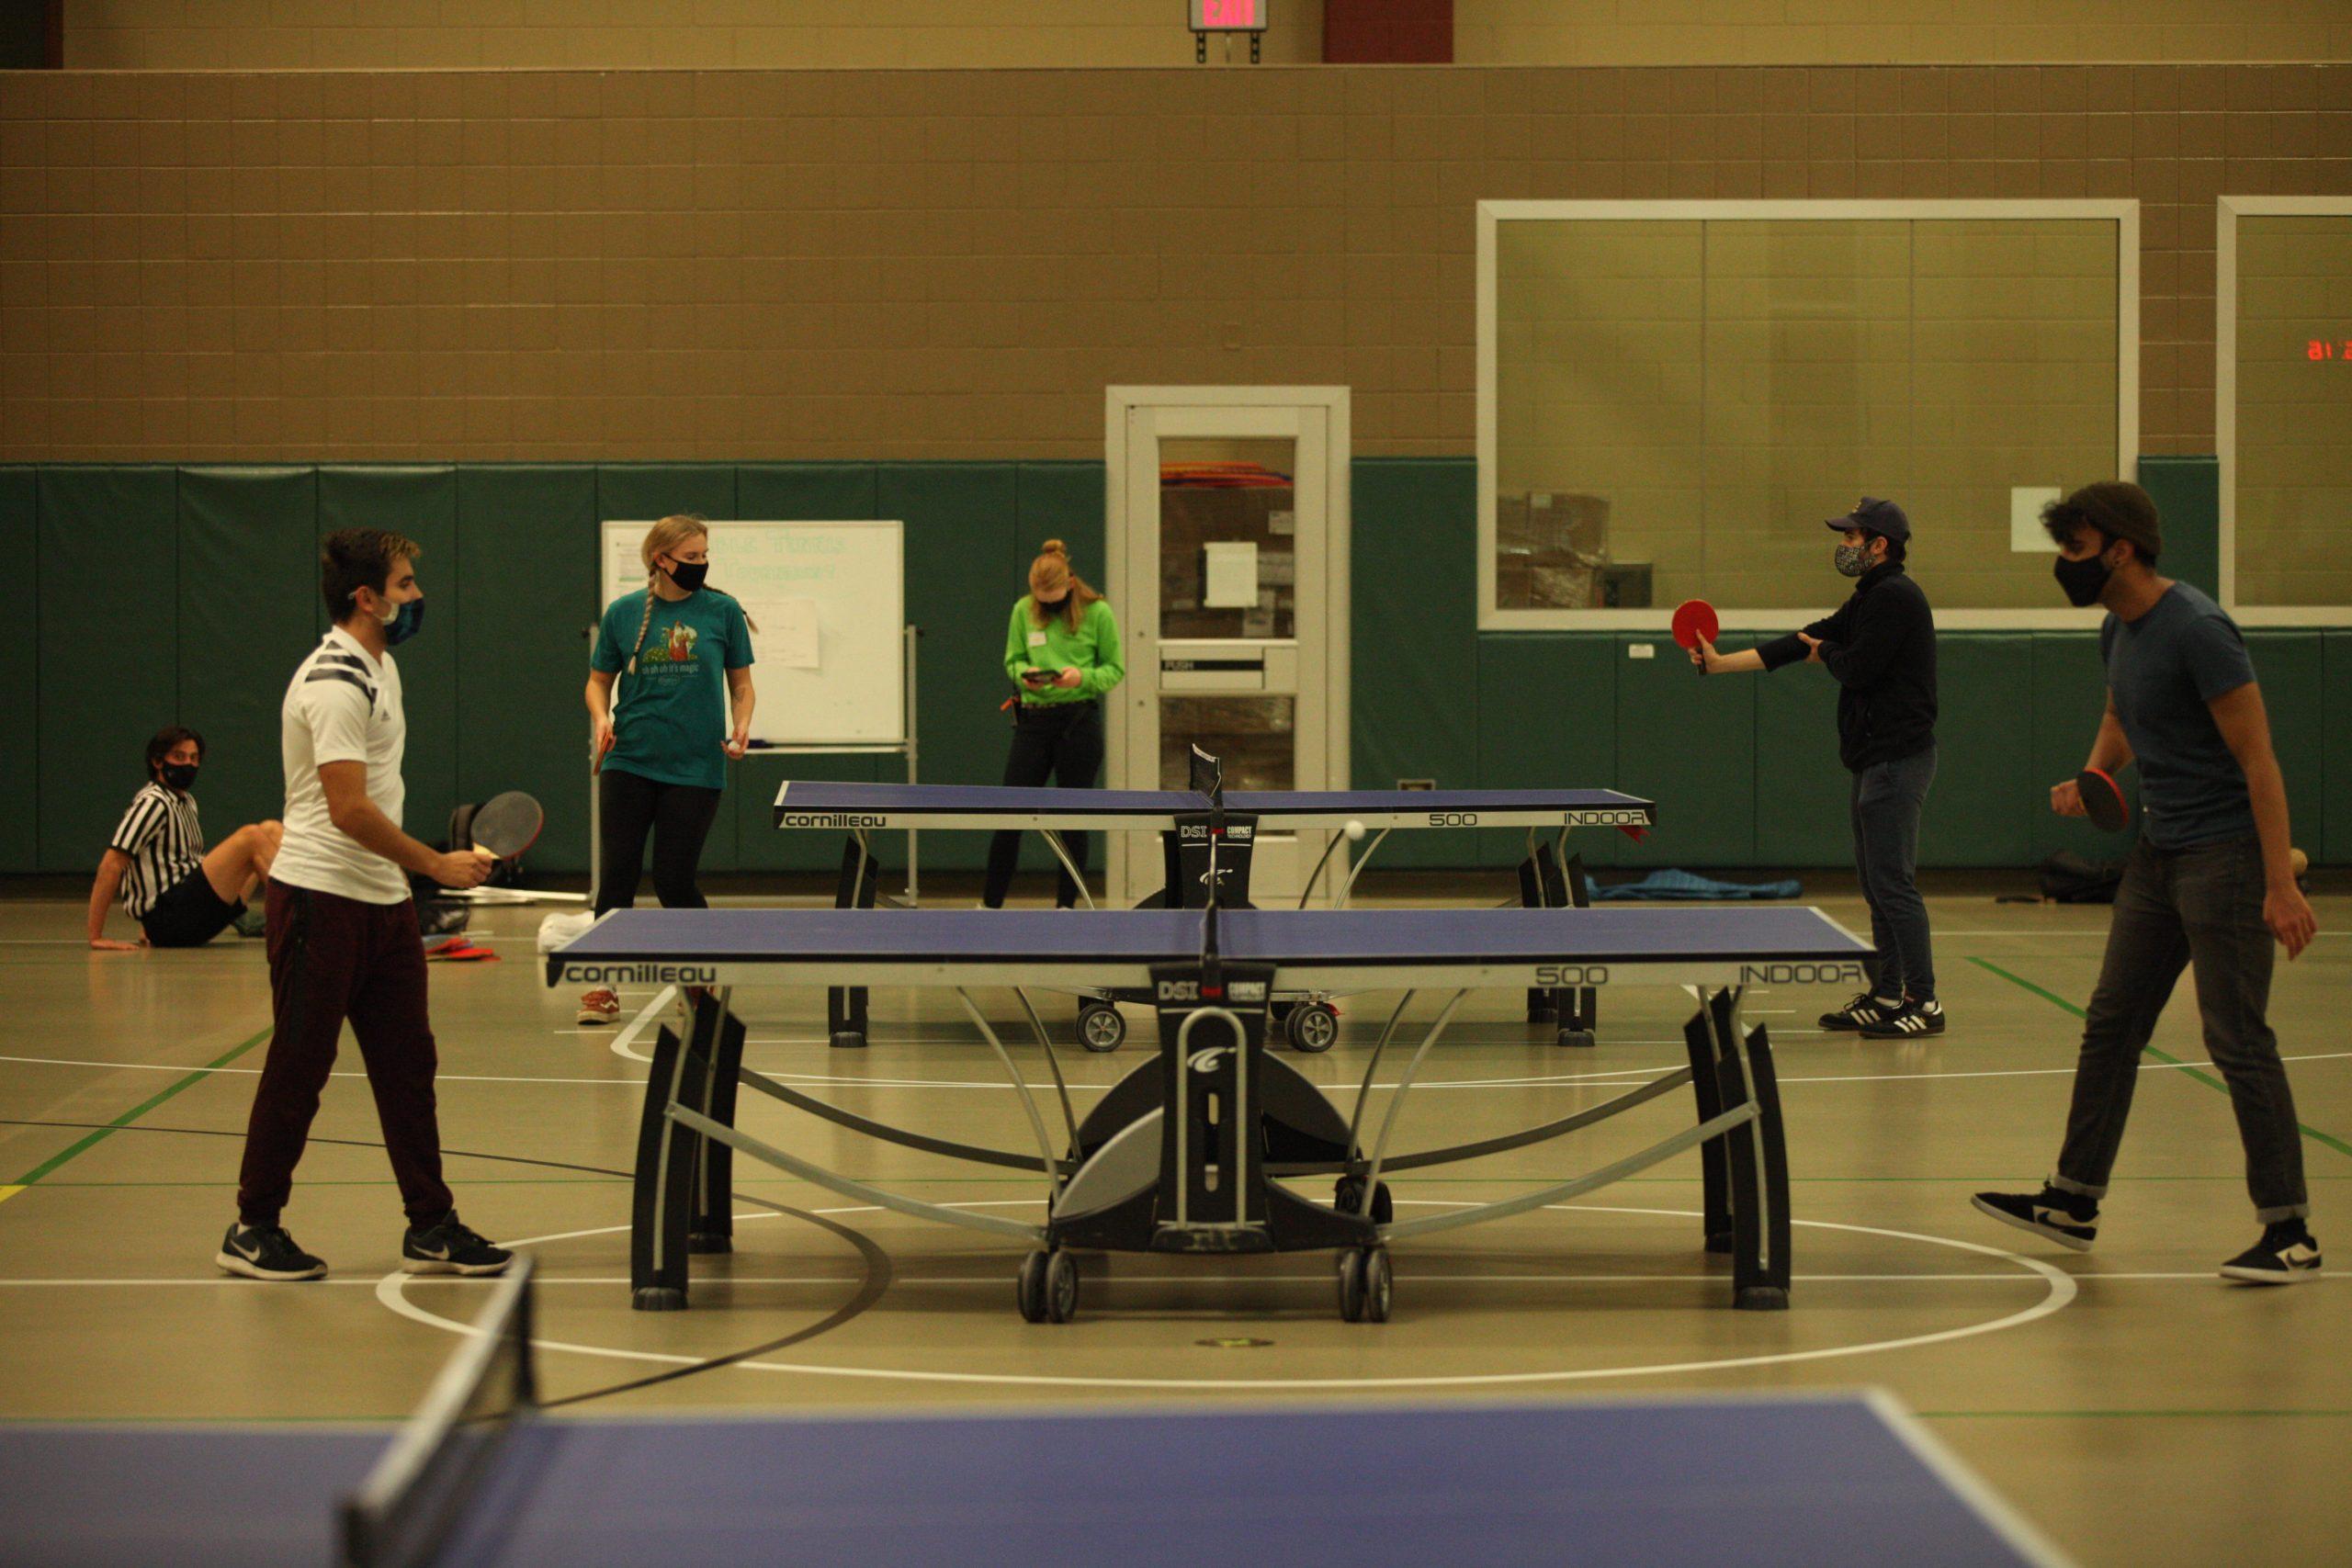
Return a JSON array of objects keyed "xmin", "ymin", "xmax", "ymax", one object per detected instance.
[{"xmin": 1824, "ymin": 496, "xmax": 1910, "ymax": 543}]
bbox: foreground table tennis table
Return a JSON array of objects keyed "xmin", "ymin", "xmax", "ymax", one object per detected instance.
[
  {"xmin": 775, "ymin": 771, "xmax": 1658, "ymax": 1051},
  {"xmin": 0, "ymin": 1393, "xmax": 2064, "ymax": 1568},
  {"xmin": 548, "ymin": 904, "xmax": 1872, "ymax": 1322}
]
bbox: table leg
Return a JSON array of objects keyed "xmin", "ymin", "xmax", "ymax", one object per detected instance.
[
  {"xmin": 827, "ymin": 836, "xmax": 878, "ymax": 1048},
  {"xmin": 630, "ymin": 1019, "xmax": 712, "ymax": 1311},
  {"xmin": 688, "ymin": 989, "xmax": 745, "ymax": 1255}
]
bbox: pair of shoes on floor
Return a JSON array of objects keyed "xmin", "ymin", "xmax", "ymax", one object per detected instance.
[
  {"xmin": 1971, "ymin": 1186, "xmax": 2323, "ymax": 1283},
  {"xmin": 1818, "ymin": 992, "xmax": 1946, "ymax": 1038},
  {"xmin": 215, "ymin": 1212, "xmax": 514, "ymax": 1281}
]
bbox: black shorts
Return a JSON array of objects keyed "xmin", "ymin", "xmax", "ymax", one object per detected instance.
[{"xmin": 140, "ymin": 867, "xmax": 242, "ymax": 949}]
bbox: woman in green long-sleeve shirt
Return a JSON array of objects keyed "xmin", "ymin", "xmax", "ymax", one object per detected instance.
[{"xmin": 982, "ymin": 539, "xmax": 1125, "ymax": 908}]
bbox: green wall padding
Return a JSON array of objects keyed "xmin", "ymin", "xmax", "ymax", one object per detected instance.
[
  {"xmin": 735, "ymin": 463, "xmax": 879, "ymax": 522},
  {"xmin": 2138, "ymin": 455, "xmax": 2220, "ymax": 601},
  {"xmin": 1476, "ymin": 636, "xmax": 1615, "ymax": 871},
  {"xmin": 2029, "ymin": 634, "xmax": 2132, "ymax": 862},
  {"xmin": 1749, "ymin": 641, "xmax": 1849, "ymax": 867},
  {"xmin": 176, "ymin": 468, "xmax": 318, "ymax": 839},
  {"xmin": 38, "ymin": 468, "xmax": 178, "ymax": 871},
  {"xmin": 1351, "ymin": 459, "xmax": 1479, "ymax": 869},
  {"xmin": 2326, "ymin": 632, "xmax": 2352, "ymax": 866},
  {"xmin": 10, "ymin": 457, "xmax": 2346, "ymax": 882},
  {"xmin": 2245, "ymin": 633, "xmax": 2324, "ymax": 866},
  {"xmin": 1918, "ymin": 634, "xmax": 2036, "ymax": 866},
  {"xmin": 1616, "ymin": 633, "xmax": 1758, "ymax": 866},
  {"xmin": 457, "ymin": 467, "xmax": 599, "ymax": 872},
  {"xmin": 880, "ymin": 464, "xmax": 1019, "ymax": 872},
  {"xmin": 318, "ymin": 467, "xmax": 461, "ymax": 842},
  {"xmin": 0, "ymin": 468, "xmax": 36, "ymax": 870}
]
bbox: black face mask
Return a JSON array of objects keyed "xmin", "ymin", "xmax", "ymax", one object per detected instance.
[
  {"xmin": 2052, "ymin": 548, "xmax": 2114, "ymax": 608},
  {"xmin": 161, "ymin": 763, "xmax": 199, "ymax": 792},
  {"xmin": 663, "ymin": 559, "xmax": 709, "ymax": 593}
]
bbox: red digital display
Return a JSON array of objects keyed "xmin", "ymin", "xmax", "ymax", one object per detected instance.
[
  {"xmin": 2309, "ymin": 339, "xmax": 2352, "ymax": 361},
  {"xmin": 1195, "ymin": 0, "xmax": 1263, "ymax": 29}
]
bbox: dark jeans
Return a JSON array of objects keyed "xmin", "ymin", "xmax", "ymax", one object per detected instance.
[
  {"xmin": 237, "ymin": 880, "xmax": 451, "ymax": 1227},
  {"xmin": 1850, "ymin": 745, "xmax": 1938, "ymax": 1001},
  {"xmin": 982, "ymin": 702, "xmax": 1104, "ymax": 908},
  {"xmin": 2052, "ymin": 833, "xmax": 2309, "ymax": 1222},
  {"xmin": 595, "ymin": 767, "xmax": 723, "ymax": 917}
]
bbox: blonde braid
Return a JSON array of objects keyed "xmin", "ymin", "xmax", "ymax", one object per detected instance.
[{"xmin": 626, "ymin": 577, "xmax": 659, "ymax": 675}]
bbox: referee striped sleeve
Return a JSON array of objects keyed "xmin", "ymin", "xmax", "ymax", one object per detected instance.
[{"xmin": 110, "ymin": 794, "xmax": 163, "ymax": 855}]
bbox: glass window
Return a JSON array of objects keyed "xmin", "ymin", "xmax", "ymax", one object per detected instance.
[
  {"xmin": 1486, "ymin": 207, "xmax": 2130, "ymax": 623},
  {"xmin": 2230, "ymin": 209, "xmax": 2352, "ymax": 611}
]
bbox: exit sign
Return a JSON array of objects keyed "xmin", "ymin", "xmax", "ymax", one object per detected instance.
[{"xmin": 1192, "ymin": 0, "xmax": 1266, "ymax": 30}]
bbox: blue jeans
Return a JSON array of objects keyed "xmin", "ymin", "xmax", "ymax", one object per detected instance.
[{"xmin": 1849, "ymin": 746, "xmax": 1938, "ymax": 1002}]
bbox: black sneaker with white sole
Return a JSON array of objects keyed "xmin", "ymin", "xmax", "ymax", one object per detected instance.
[
  {"xmin": 1971, "ymin": 1186, "xmax": 2099, "ymax": 1251},
  {"xmin": 2220, "ymin": 1222, "xmax": 2324, "ymax": 1285},
  {"xmin": 1861, "ymin": 997, "xmax": 1946, "ymax": 1039},
  {"xmin": 1820, "ymin": 992, "xmax": 1905, "ymax": 1032},
  {"xmin": 401, "ymin": 1212, "xmax": 514, "ymax": 1277},
  {"xmin": 216, "ymin": 1222, "xmax": 328, "ymax": 1281}
]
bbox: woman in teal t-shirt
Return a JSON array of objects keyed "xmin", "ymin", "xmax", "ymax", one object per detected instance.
[
  {"xmin": 577, "ymin": 514, "xmax": 757, "ymax": 1025},
  {"xmin": 982, "ymin": 539, "xmax": 1125, "ymax": 908}
]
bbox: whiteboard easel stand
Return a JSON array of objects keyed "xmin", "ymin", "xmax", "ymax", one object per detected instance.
[{"xmin": 587, "ymin": 625, "xmax": 921, "ymax": 906}]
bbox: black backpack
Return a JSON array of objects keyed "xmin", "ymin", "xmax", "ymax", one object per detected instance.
[{"xmin": 2039, "ymin": 851, "xmax": 2123, "ymax": 905}]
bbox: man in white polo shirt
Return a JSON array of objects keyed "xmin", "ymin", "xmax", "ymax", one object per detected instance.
[{"xmin": 218, "ymin": 528, "xmax": 507, "ymax": 1283}]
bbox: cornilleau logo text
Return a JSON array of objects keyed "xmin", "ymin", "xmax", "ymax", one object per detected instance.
[
  {"xmin": 780, "ymin": 813, "xmax": 888, "ymax": 829},
  {"xmin": 1740, "ymin": 963, "xmax": 1867, "ymax": 986},
  {"xmin": 566, "ymin": 964, "xmax": 718, "ymax": 985}
]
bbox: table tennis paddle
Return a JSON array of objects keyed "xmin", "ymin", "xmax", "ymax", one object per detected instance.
[
  {"xmin": 1671, "ymin": 600, "xmax": 1720, "ymax": 651},
  {"xmin": 2075, "ymin": 767, "xmax": 2130, "ymax": 832},
  {"xmin": 469, "ymin": 791, "xmax": 545, "ymax": 861}
]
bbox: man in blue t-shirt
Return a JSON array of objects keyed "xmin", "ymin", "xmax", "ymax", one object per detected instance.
[{"xmin": 1973, "ymin": 481, "xmax": 2322, "ymax": 1285}]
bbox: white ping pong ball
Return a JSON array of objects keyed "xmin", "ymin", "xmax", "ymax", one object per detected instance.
[{"xmin": 1344, "ymin": 819, "xmax": 1365, "ymax": 841}]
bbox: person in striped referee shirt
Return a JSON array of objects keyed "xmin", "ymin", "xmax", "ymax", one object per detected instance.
[{"xmin": 85, "ymin": 727, "xmax": 284, "ymax": 951}]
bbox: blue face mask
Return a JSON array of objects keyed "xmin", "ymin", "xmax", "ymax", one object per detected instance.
[{"xmin": 374, "ymin": 594, "xmax": 425, "ymax": 647}]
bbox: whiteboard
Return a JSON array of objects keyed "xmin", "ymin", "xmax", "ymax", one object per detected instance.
[{"xmin": 600, "ymin": 520, "xmax": 905, "ymax": 747}]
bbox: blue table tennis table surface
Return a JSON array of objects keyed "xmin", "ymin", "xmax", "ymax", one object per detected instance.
[{"xmin": 0, "ymin": 1395, "xmax": 2057, "ymax": 1568}]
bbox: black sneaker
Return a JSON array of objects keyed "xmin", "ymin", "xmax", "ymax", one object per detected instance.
[
  {"xmin": 1971, "ymin": 1187, "xmax": 2099, "ymax": 1252},
  {"xmin": 2220, "ymin": 1222, "xmax": 2324, "ymax": 1285},
  {"xmin": 1861, "ymin": 997, "xmax": 1946, "ymax": 1039},
  {"xmin": 1820, "ymin": 992, "xmax": 1905, "ymax": 1032},
  {"xmin": 401, "ymin": 1212, "xmax": 514, "ymax": 1277},
  {"xmin": 216, "ymin": 1222, "xmax": 327, "ymax": 1281}
]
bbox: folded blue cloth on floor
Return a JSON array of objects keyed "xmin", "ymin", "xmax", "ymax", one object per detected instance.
[{"xmin": 1589, "ymin": 868, "xmax": 1801, "ymax": 901}]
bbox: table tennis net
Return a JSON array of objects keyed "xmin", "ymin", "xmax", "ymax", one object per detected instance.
[{"xmin": 340, "ymin": 1257, "xmax": 539, "ymax": 1568}]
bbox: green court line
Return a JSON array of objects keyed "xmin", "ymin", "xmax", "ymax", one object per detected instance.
[
  {"xmin": 1968, "ymin": 956, "xmax": 2352, "ymax": 1159},
  {"xmin": 5, "ymin": 1026, "xmax": 274, "ymax": 1194}
]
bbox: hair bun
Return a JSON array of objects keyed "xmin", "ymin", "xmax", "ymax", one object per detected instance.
[{"xmin": 1040, "ymin": 539, "xmax": 1069, "ymax": 557}]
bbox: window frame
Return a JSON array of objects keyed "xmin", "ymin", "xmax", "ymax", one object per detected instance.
[
  {"xmin": 1476, "ymin": 198, "xmax": 2142, "ymax": 632},
  {"xmin": 2217, "ymin": 194, "xmax": 2352, "ymax": 628}
]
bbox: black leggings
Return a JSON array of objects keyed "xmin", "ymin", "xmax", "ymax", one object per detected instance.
[
  {"xmin": 982, "ymin": 703, "xmax": 1104, "ymax": 908},
  {"xmin": 595, "ymin": 768, "xmax": 723, "ymax": 917}
]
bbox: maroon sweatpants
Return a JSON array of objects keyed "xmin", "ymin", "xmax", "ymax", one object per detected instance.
[{"xmin": 235, "ymin": 878, "xmax": 452, "ymax": 1227}]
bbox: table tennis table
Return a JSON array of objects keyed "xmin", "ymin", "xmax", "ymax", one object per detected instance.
[
  {"xmin": 548, "ymin": 902, "xmax": 1872, "ymax": 1322},
  {"xmin": 0, "ymin": 1268, "xmax": 2064, "ymax": 1567},
  {"xmin": 776, "ymin": 750, "xmax": 1658, "ymax": 1052}
]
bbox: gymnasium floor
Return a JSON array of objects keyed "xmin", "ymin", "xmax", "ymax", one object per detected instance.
[{"xmin": 1, "ymin": 877, "xmax": 2346, "ymax": 1568}]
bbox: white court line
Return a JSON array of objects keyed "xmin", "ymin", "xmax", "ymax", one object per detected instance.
[
  {"xmin": 372, "ymin": 1200, "xmax": 2082, "ymax": 1393},
  {"xmin": 5, "ymin": 1270, "xmax": 2315, "ymax": 1289},
  {"xmin": 4, "ymin": 1049, "xmax": 2349, "ymax": 1096}
]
